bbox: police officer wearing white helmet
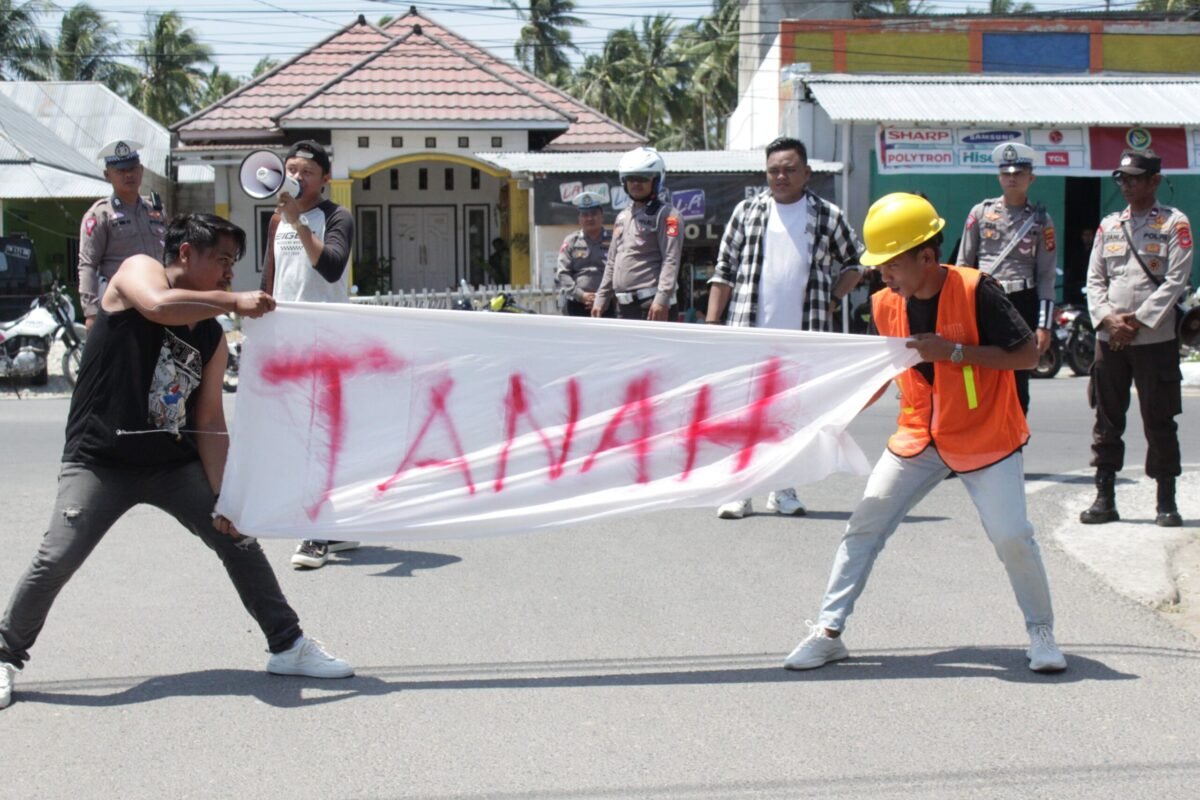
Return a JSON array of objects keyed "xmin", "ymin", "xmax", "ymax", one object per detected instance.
[
  {"xmin": 956, "ymin": 141, "xmax": 1058, "ymax": 416},
  {"xmin": 77, "ymin": 140, "xmax": 167, "ymax": 329},
  {"xmin": 556, "ymin": 191, "xmax": 613, "ymax": 317},
  {"xmin": 592, "ymin": 147, "xmax": 683, "ymax": 321}
]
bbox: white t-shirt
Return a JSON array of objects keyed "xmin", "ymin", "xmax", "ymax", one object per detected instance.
[
  {"xmin": 273, "ymin": 204, "xmax": 349, "ymax": 303},
  {"xmin": 756, "ymin": 198, "xmax": 810, "ymax": 330}
]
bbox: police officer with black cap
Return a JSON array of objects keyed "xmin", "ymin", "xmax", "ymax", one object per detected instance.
[
  {"xmin": 1081, "ymin": 148, "xmax": 1192, "ymax": 528},
  {"xmin": 957, "ymin": 142, "xmax": 1058, "ymax": 415},
  {"xmin": 78, "ymin": 140, "xmax": 167, "ymax": 328},
  {"xmin": 555, "ymin": 191, "xmax": 613, "ymax": 317}
]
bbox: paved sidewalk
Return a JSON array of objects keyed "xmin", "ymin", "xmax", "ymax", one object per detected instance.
[{"xmin": 1047, "ymin": 469, "xmax": 1200, "ymax": 639}]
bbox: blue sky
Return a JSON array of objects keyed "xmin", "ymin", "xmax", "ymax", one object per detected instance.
[{"xmin": 38, "ymin": 1, "xmax": 1127, "ymax": 78}]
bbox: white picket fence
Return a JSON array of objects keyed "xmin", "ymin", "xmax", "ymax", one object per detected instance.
[{"xmin": 350, "ymin": 284, "xmax": 560, "ymax": 314}]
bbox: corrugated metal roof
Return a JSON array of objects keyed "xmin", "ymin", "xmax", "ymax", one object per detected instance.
[
  {"xmin": 0, "ymin": 163, "xmax": 111, "ymax": 199},
  {"xmin": 0, "ymin": 82, "xmax": 171, "ymax": 178},
  {"xmin": 0, "ymin": 91, "xmax": 103, "ymax": 179},
  {"xmin": 477, "ymin": 150, "xmax": 843, "ymax": 174},
  {"xmin": 802, "ymin": 74, "xmax": 1200, "ymax": 126}
]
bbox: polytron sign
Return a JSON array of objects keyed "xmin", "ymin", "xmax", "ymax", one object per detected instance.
[{"xmin": 878, "ymin": 126, "xmax": 1088, "ymax": 174}]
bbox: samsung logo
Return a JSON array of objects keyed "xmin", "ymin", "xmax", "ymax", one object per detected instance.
[{"xmin": 961, "ymin": 131, "xmax": 1022, "ymax": 145}]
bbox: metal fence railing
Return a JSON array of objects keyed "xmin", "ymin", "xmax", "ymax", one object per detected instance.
[{"xmin": 350, "ymin": 284, "xmax": 560, "ymax": 315}]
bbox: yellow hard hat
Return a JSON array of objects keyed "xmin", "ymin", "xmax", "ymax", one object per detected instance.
[{"xmin": 859, "ymin": 193, "xmax": 946, "ymax": 266}]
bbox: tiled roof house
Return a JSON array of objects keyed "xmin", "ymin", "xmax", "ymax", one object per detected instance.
[{"xmin": 173, "ymin": 8, "xmax": 645, "ymax": 291}]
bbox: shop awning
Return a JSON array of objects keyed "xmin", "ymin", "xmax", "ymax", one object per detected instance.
[{"xmin": 801, "ymin": 74, "xmax": 1200, "ymax": 127}]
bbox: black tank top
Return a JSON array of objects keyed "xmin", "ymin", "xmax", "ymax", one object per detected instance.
[{"xmin": 63, "ymin": 307, "xmax": 222, "ymax": 466}]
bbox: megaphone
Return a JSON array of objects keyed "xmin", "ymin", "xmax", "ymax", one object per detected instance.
[{"xmin": 239, "ymin": 150, "xmax": 301, "ymax": 200}]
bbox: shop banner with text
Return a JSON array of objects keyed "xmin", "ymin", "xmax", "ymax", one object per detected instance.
[{"xmin": 218, "ymin": 303, "xmax": 918, "ymax": 540}]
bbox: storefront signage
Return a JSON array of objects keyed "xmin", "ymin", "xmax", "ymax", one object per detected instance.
[{"xmin": 878, "ymin": 125, "xmax": 1200, "ymax": 175}]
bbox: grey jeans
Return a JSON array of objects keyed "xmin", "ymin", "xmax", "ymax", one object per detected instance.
[
  {"xmin": 817, "ymin": 448, "xmax": 1055, "ymax": 634},
  {"xmin": 0, "ymin": 461, "xmax": 302, "ymax": 668}
]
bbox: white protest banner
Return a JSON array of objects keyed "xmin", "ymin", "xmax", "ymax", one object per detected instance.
[{"xmin": 217, "ymin": 303, "xmax": 919, "ymax": 540}]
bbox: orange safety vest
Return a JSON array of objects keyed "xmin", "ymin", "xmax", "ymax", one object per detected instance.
[{"xmin": 871, "ymin": 266, "xmax": 1028, "ymax": 473}]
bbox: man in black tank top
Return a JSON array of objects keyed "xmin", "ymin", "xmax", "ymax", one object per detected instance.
[{"xmin": 0, "ymin": 214, "xmax": 353, "ymax": 711}]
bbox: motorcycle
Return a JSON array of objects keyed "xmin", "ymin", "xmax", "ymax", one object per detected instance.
[
  {"xmin": 217, "ymin": 314, "xmax": 241, "ymax": 393},
  {"xmin": 0, "ymin": 284, "xmax": 86, "ymax": 388},
  {"xmin": 1057, "ymin": 304, "xmax": 1095, "ymax": 377},
  {"xmin": 1032, "ymin": 323, "xmax": 1064, "ymax": 379}
]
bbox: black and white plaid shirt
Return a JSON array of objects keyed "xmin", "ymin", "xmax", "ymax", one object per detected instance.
[{"xmin": 710, "ymin": 189, "xmax": 862, "ymax": 330}]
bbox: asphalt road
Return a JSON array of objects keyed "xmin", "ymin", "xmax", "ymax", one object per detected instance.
[{"xmin": 1, "ymin": 377, "xmax": 1198, "ymax": 799}]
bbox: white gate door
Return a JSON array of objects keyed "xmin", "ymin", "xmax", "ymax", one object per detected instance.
[{"xmin": 390, "ymin": 206, "xmax": 457, "ymax": 290}]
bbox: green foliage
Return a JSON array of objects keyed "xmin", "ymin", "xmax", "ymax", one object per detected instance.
[
  {"xmin": 0, "ymin": 0, "xmax": 52, "ymax": 80},
  {"xmin": 129, "ymin": 11, "xmax": 212, "ymax": 126},
  {"xmin": 250, "ymin": 56, "xmax": 280, "ymax": 78},
  {"xmin": 506, "ymin": 0, "xmax": 586, "ymax": 85},
  {"xmin": 54, "ymin": 4, "xmax": 137, "ymax": 93}
]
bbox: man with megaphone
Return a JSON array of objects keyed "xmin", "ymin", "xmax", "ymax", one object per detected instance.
[{"xmin": 255, "ymin": 140, "xmax": 359, "ymax": 569}]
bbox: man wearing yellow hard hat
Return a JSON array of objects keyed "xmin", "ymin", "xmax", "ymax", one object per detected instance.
[{"xmin": 783, "ymin": 192, "xmax": 1066, "ymax": 674}]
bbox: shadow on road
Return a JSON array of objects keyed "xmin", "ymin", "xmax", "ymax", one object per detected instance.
[
  {"xmin": 316, "ymin": 546, "xmax": 462, "ymax": 578},
  {"xmin": 16, "ymin": 644, "xmax": 1157, "ymax": 708}
]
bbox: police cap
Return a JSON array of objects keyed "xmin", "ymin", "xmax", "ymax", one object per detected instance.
[
  {"xmin": 992, "ymin": 142, "xmax": 1035, "ymax": 173},
  {"xmin": 1113, "ymin": 149, "xmax": 1161, "ymax": 177},
  {"xmin": 97, "ymin": 140, "xmax": 142, "ymax": 169},
  {"xmin": 573, "ymin": 191, "xmax": 604, "ymax": 212}
]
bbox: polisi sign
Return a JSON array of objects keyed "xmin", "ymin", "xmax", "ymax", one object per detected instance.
[{"xmin": 961, "ymin": 131, "xmax": 1022, "ymax": 145}]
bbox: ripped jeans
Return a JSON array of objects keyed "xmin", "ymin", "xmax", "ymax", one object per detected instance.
[{"xmin": 0, "ymin": 461, "xmax": 302, "ymax": 668}]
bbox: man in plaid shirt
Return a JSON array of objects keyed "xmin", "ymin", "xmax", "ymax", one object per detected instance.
[{"xmin": 706, "ymin": 136, "xmax": 864, "ymax": 519}]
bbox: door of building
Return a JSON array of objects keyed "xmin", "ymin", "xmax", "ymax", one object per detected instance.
[{"xmin": 390, "ymin": 206, "xmax": 457, "ymax": 290}]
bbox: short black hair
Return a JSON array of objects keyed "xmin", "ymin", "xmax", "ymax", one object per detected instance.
[
  {"xmin": 765, "ymin": 136, "xmax": 808, "ymax": 163},
  {"xmin": 902, "ymin": 231, "xmax": 944, "ymax": 263},
  {"xmin": 163, "ymin": 213, "xmax": 246, "ymax": 265}
]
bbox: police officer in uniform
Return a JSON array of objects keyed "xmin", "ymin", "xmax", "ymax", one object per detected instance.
[
  {"xmin": 592, "ymin": 147, "xmax": 683, "ymax": 321},
  {"xmin": 956, "ymin": 142, "xmax": 1057, "ymax": 415},
  {"xmin": 1081, "ymin": 149, "xmax": 1192, "ymax": 528},
  {"xmin": 78, "ymin": 140, "xmax": 167, "ymax": 329},
  {"xmin": 556, "ymin": 191, "xmax": 612, "ymax": 317}
]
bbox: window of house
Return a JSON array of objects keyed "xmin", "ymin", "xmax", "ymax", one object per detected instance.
[
  {"xmin": 445, "ymin": 168, "xmax": 454, "ymax": 190},
  {"xmin": 425, "ymin": 136, "xmax": 436, "ymax": 148},
  {"xmin": 470, "ymin": 168, "xmax": 480, "ymax": 190},
  {"xmin": 418, "ymin": 168, "xmax": 428, "ymax": 190},
  {"xmin": 491, "ymin": 136, "xmax": 502, "ymax": 148},
  {"xmin": 390, "ymin": 169, "xmax": 398, "ymax": 190},
  {"xmin": 357, "ymin": 136, "xmax": 369, "ymax": 148},
  {"xmin": 391, "ymin": 136, "xmax": 404, "ymax": 147}
]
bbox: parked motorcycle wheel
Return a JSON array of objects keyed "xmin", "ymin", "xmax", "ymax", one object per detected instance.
[
  {"xmin": 1065, "ymin": 332, "xmax": 1095, "ymax": 376},
  {"xmin": 1033, "ymin": 343, "xmax": 1062, "ymax": 379},
  {"xmin": 62, "ymin": 344, "xmax": 84, "ymax": 387}
]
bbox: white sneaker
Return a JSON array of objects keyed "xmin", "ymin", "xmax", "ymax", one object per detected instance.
[
  {"xmin": 0, "ymin": 662, "xmax": 17, "ymax": 710},
  {"xmin": 717, "ymin": 498, "xmax": 753, "ymax": 519},
  {"xmin": 1027, "ymin": 625, "xmax": 1067, "ymax": 673},
  {"xmin": 784, "ymin": 621, "xmax": 849, "ymax": 670},
  {"xmin": 291, "ymin": 540, "xmax": 359, "ymax": 570},
  {"xmin": 766, "ymin": 488, "xmax": 807, "ymax": 516},
  {"xmin": 266, "ymin": 636, "xmax": 354, "ymax": 679}
]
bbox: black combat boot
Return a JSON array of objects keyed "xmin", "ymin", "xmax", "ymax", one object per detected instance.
[
  {"xmin": 1080, "ymin": 470, "xmax": 1119, "ymax": 524},
  {"xmin": 1156, "ymin": 478, "xmax": 1183, "ymax": 528}
]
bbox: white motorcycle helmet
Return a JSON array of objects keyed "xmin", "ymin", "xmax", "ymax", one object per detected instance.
[{"xmin": 618, "ymin": 146, "xmax": 666, "ymax": 194}]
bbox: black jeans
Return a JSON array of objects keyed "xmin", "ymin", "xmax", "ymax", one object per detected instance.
[
  {"xmin": 0, "ymin": 461, "xmax": 302, "ymax": 668},
  {"xmin": 1007, "ymin": 288, "xmax": 1040, "ymax": 417},
  {"xmin": 1088, "ymin": 338, "xmax": 1182, "ymax": 479}
]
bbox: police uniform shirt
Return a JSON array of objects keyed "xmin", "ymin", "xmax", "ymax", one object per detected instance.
[
  {"xmin": 595, "ymin": 198, "xmax": 684, "ymax": 309},
  {"xmin": 957, "ymin": 197, "xmax": 1057, "ymax": 302},
  {"xmin": 1087, "ymin": 204, "xmax": 1194, "ymax": 346},
  {"xmin": 555, "ymin": 228, "xmax": 611, "ymax": 301},
  {"xmin": 78, "ymin": 194, "xmax": 167, "ymax": 317}
]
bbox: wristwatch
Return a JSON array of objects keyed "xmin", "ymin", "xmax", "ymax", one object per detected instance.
[
  {"xmin": 950, "ymin": 343, "xmax": 964, "ymax": 364},
  {"xmin": 296, "ymin": 213, "xmax": 311, "ymax": 230}
]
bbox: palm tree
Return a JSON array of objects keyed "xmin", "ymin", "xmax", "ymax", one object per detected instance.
[
  {"xmin": 196, "ymin": 66, "xmax": 240, "ymax": 109},
  {"xmin": 129, "ymin": 10, "xmax": 211, "ymax": 126},
  {"xmin": 988, "ymin": 0, "xmax": 1037, "ymax": 11},
  {"xmin": 250, "ymin": 56, "xmax": 279, "ymax": 78},
  {"xmin": 0, "ymin": 0, "xmax": 52, "ymax": 80},
  {"xmin": 621, "ymin": 14, "xmax": 684, "ymax": 139},
  {"xmin": 570, "ymin": 27, "xmax": 638, "ymax": 120},
  {"xmin": 673, "ymin": 0, "xmax": 738, "ymax": 149},
  {"xmin": 505, "ymin": 0, "xmax": 585, "ymax": 85},
  {"xmin": 53, "ymin": 4, "xmax": 137, "ymax": 94}
]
